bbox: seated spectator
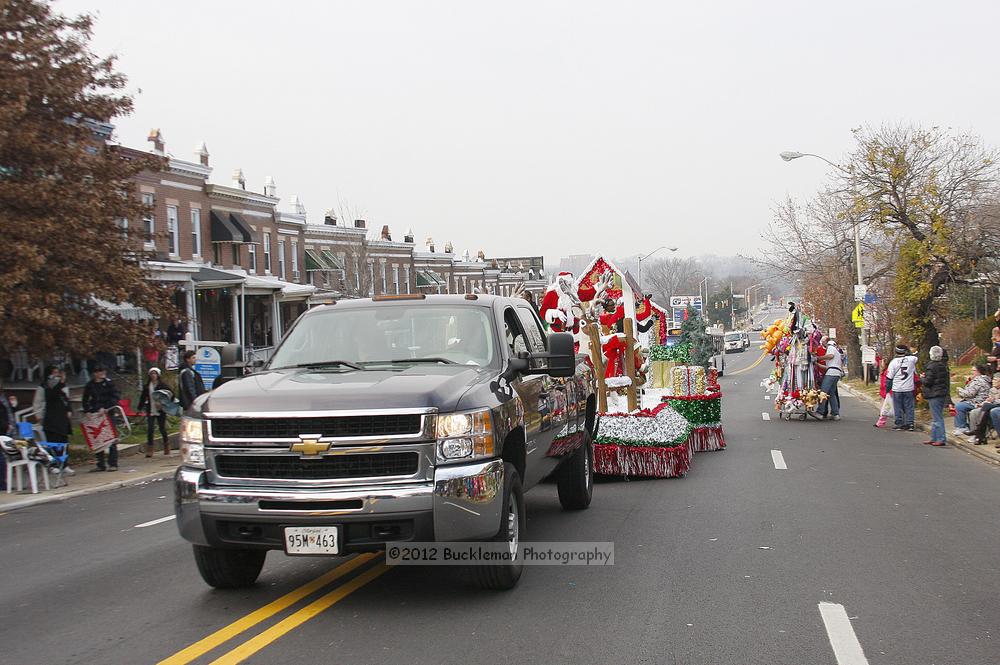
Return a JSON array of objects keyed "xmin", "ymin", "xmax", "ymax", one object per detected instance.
[
  {"xmin": 969, "ymin": 374, "xmax": 1000, "ymax": 444},
  {"xmin": 954, "ymin": 364, "xmax": 992, "ymax": 436},
  {"xmin": 988, "ymin": 327, "xmax": 1000, "ymax": 374}
]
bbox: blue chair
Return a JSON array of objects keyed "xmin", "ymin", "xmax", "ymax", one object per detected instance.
[{"xmin": 19, "ymin": 421, "xmax": 69, "ymax": 487}]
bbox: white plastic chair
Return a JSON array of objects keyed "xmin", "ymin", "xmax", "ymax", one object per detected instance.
[{"xmin": 2, "ymin": 440, "xmax": 50, "ymax": 494}]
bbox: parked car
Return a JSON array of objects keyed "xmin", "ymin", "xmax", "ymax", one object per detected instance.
[{"xmin": 175, "ymin": 294, "xmax": 597, "ymax": 590}]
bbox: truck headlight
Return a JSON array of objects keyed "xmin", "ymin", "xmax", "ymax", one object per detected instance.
[
  {"xmin": 435, "ymin": 409, "xmax": 494, "ymax": 463},
  {"xmin": 179, "ymin": 416, "xmax": 206, "ymax": 469}
]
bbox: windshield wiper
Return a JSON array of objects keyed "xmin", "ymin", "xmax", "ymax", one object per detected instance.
[
  {"xmin": 388, "ymin": 357, "xmax": 457, "ymax": 365},
  {"xmin": 286, "ymin": 360, "xmax": 365, "ymax": 371}
]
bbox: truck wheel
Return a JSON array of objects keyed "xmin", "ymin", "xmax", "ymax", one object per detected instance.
[
  {"xmin": 192, "ymin": 545, "xmax": 266, "ymax": 589},
  {"xmin": 557, "ymin": 431, "xmax": 593, "ymax": 510},
  {"xmin": 475, "ymin": 462, "xmax": 524, "ymax": 591}
]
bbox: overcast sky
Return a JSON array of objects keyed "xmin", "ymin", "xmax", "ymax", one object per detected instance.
[{"xmin": 58, "ymin": 0, "xmax": 1000, "ymax": 264}]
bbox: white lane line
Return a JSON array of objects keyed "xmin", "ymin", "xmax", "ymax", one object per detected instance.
[
  {"xmin": 818, "ymin": 602, "xmax": 870, "ymax": 665},
  {"xmin": 134, "ymin": 515, "xmax": 176, "ymax": 528},
  {"xmin": 762, "ymin": 412, "xmax": 770, "ymax": 421},
  {"xmin": 770, "ymin": 450, "xmax": 787, "ymax": 469}
]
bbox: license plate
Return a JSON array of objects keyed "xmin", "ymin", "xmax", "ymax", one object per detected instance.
[{"xmin": 284, "ymin": 526, "xmax": 340, "ymax": 555}]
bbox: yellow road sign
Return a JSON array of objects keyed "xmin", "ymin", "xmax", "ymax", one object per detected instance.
[{"xmin": 852, "ymin": 302, "xmax": 865, "ymax": 328}]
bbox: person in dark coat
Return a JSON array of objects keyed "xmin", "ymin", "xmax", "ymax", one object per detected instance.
[
  {"xmin": 920, "ymin": 345, "xmax": 951, "ymax": 446},
  {"xmin": 137, "ymin": 367, "xmax": 170, "ymax": 457},
  {"xmin": 40, "ymin": 366, "xmax": 72, "ymax": 444},
  {"xmin": 83, "ymin": 364, "xmax": 121, "ymax": 471},
  {"xmin": 178, "ymin": 350, "xmax": 206, "ymax": 410},
  {"xmin": 0, "ymin": 377, "xmax": 17, "ymax": 437}
]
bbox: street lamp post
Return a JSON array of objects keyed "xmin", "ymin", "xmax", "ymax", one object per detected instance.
[
  {"xmin": 745, "ymin": 283, "xmax": 763, "ymax": 324},
  {"xmin": 636, "ymin": 245, "xmax": 678, "ymax": 292},
  {"xmin": 780, "ymin": 150, "xmax": 869, "ymax": 378}
]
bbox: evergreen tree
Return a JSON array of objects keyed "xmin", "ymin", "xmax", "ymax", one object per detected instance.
[
  {"xmin": 679, "ymin": 307, "xmax": 713, "ymax": 367},
  {"xmin": 0, "ymin": 0, "xmax": 175, "ymax": 358}
]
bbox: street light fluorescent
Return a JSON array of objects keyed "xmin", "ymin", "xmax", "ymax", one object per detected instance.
[{"xmin": 779, "ymin": 151, "xmax": 804, "ymax": 162}]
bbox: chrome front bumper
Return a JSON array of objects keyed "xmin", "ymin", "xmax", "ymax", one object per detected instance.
[{"xmin": 174, "ymin": 459, "xmax": 504, "ymax": 548}]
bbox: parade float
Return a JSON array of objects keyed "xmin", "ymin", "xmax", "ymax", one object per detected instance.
[
  {"xmin": 759, "ymin": 303, "xmax": 828, "ymax": 420},
  {"xmin": 536, "ymin": 256, "xmax": 726, "ymax": 478}
]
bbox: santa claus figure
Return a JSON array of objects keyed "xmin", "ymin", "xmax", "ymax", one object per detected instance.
[{"xmin": 539, "ymin": 272, "xmax": 583, "ymax": 333}]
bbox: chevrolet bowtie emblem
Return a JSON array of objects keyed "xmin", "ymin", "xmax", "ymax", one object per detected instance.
[{"xmin": 290, "ymin": 439, "xmax": 331, "ymax": 457}]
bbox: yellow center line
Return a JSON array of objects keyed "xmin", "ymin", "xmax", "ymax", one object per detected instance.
[
  {"xmin": 729, "ymin": 352, "xmax": 767, "ymax": 375},
  {"xmin": 157, "ymin": 552, "xmax": 378, "ymax": 665},
  {"xmin": 208, "ymin": 562, "xmax": 391, "ymax": 665}
]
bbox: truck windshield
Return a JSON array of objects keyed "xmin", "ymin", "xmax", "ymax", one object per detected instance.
[
  {"xmin": 725, "ymin": 333, "xmax": 741, "ymax": 342},
  {"xmin": 269, "ymin": 305, "xmax": 498, "ymax": 369}
]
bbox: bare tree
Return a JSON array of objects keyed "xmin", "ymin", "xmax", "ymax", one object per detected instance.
[{"xmin": 642, "ymin": 256, "xmax": 701, "ymax": 302}]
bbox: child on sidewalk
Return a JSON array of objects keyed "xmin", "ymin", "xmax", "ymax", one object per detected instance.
[{"xmin": 875, "ymin": 359, "xmax": 893, "ymax": 428}]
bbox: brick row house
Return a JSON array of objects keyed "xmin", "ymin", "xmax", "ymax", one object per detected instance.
[{"xmin": 126, "ymin": 130, "xmax": 549, "ymax": 355}]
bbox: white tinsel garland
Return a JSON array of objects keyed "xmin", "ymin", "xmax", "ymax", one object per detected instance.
[{"xmin": 597, "ymin": 407, "xmax": 690, "ymax": 445}]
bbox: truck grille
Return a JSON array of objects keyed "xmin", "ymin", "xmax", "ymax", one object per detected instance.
[
  {"xmin": 213, "ymin": 452, "xmax": 419, "ymax": 480},
  {"xmin": 210, "ymin": 414, "xmax": 423, "ymax": 439}
]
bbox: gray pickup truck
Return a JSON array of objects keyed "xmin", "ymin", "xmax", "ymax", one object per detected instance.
[{"xmin": 175, "ymin": 294, "xmax": 597, "ymax": 590}]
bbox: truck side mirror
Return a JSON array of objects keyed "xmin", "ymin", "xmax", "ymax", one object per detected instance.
[{"xmin": 545, "ymin": 333, "xmax": 576, "ymax": 378}]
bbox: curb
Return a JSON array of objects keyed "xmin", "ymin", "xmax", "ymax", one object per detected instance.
[
  {"xmin": 0, "ymin": 466, "xmax": 177, "ymax": 512},
  {"xmin": 840, "ymin": 383, "xmax": 1000, "ymax": 467}
]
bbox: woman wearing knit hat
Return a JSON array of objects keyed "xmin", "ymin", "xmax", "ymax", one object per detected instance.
[{"xmin": 137, "ymin": 367, "xmax": 171, "ymax": 457}]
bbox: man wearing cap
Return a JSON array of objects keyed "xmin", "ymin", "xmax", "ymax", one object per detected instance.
[
  {"xmin": 886, "ymin": 344, "xmax": 918, "ymax": 431},
  {"xmin": 82, "ymin": 364, "xmax": 121, "ymax": 471},
  {"xmin": 816, "ymin": 335, "xmax": 845, "ymax": 420}
]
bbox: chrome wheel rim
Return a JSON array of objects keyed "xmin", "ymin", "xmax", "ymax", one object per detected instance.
[{"xmin": 507, "ymin": 493, "xmax": 519, "ymax": 559}]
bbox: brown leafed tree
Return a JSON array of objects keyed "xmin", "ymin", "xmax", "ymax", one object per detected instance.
[{"xmin": 0, "ymin": 0, "xmax": 175, "ymax": 359}]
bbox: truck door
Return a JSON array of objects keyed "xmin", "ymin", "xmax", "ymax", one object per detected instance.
[{"xmin": 514, "ymin": 306, "xmax": 567, "ymax": 486}]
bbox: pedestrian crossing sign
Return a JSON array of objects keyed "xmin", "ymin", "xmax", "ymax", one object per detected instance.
[{"xmin": 851, "ymin": 303, "xmax": 865, "ymax": 328}]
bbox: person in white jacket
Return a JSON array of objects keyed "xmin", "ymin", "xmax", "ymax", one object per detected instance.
[
  {"xmin": 886, "ymin": 345, "xmax": 918, "ymax": 431},
  {"xmin": 954, "ymin": 364, "xmax": 992, "ymax": 435}
]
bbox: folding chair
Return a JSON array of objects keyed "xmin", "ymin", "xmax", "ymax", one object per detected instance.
[
  {"xmin": 2, "ymin": 435, "xmax": 50, "ymax": 494},
  {"xmin": 22, "ymin": 421, "xmax": 70, "ymax": 488}
]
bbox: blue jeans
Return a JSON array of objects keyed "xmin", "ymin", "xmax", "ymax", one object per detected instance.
[
  {"xmin": 955, "ymin": 401, "xmax": 976, "ymax": 430},
  {"xmin": 927, "ymin": 396, "xmax": 946, "ymax": 443},
  {"xmin": 818, "ymin": 372, "xmax": 841, "ymax": 417},
  {"xmin": 893, "ymin": 390, "xmax": 915, "ymax": 427},
  {"xmin": 991, "ymin": 408, "xmax": 1000, "ymax": 434}
]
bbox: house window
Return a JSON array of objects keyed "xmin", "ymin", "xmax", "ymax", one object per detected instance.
[
  {"xmin": 117, "ymin": 218, "xmax": 128, "ymax": 239},
  {"xmin": 403, "ymin": 266, "xmax": 410, "ymax": 294},
  {"xmin": 463, "ymin": 276, "xmax": 468, "ymax": 293},
  {"xmin": 291, "ymin": 240, "xmax": 299, "ymax": 276},
  {"xmin": 368, "ymin": 261, "xmax": 375, "ymax": 297},
  {"xmin": 380, "ymin": 261, "xmax": 387, "ymax": 295},
  {"xmin": 214, "ymin": 244, "xmax": 222, "ymax": 265},
  {"xmin": 248, "ymin": 243, "xmax": 257, "ymax": 273},
  {"xmin": 191, "ymin": 208, "xmax": 201, "ymax": 257},
  {"xmin": 166, "ymin": 205, "xmax": 179, "ymax": 256},
  {"xmin": 263, "ymin": 233, "xmax": 272, "ymax": 273},
  {"xmin": 392, "ymin": 266, "xmax": 399, "ymax": 294},
  {"xmin": 142, "ymin": 193, "xmax": 155, "ymax": 245},
  {"xmin": 278, "ymin": 239, "xmax": 286, "ymax": 279},
  {"xmin": 231, "ymin": 244, "xmax": 240, "ymax": 266}
]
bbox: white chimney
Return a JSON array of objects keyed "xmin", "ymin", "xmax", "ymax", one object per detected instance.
[
  {"xmin": 444, "ymin": 241, "xmax": 454, "ymax": 254},
  {"xmin": 289, "ymin": 195, "xmax": 306, "ymax": 216},
  {"xmin": 232, "ymin": 168, "xmax": 246, "ymax": 190},
  {"xmin": 264, "ymin": 175, "xmax": 276, "ymax": 198},
  {"xmin": 426, "ymin": 237, "xmax": 435, "ymax": 253}
]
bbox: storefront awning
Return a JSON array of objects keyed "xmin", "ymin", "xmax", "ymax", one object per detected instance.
[
  {"xmin": 320, "ymin": 250, "xmax": 344, "ymax": 270},
  {"xmin": 304, "ymin": 248, "xmax": 325, "ymax": 271},
  {"xmin": 416, "ymin": 270, "xmax": 446, "ymax": 287},
  {"xmin": 210, "ymin": 211, "xmax": 243, "ymax": 243},
  {"xmin": 228, "ymin": 213, "xmax": 254, "ymax": 243},
  {"xmin": 93, "ymin": 297, "xmax": 154, "ymax": 321},
  {"xmin": 192, "ymin": 266, "xmax": 246, "ymax": 289}
]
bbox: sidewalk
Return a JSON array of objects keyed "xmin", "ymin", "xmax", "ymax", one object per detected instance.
[
  {"xmin": 840, "ymin": 382, "xmax": 1000, "ymax": 467},
  {"xmin": 0, "ymin": 449, "xmax": 179, "ymax": 512}
]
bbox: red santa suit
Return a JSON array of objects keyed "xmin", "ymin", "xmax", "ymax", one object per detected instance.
[{"xmin": 539, "ymin": 272, "xmax": 580, "ymax": 333}]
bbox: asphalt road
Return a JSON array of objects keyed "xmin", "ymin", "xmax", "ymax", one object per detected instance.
[{"xmin": 3, "ymin": 319, "xmax": 999, "ymax": 665}]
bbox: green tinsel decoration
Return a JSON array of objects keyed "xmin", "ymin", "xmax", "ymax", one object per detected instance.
[
  {"xmin": 649, "ymin": 342, "xmax": 691, "ymax": 362},
  {"xmin": 662, "ymin": 397, "xmax": 722, "ymax": 424}
]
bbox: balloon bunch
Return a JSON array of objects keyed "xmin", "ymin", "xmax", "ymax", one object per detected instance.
[{"xmin": 760, "ymin": 319, "xmax": 790, "ymax": 354}]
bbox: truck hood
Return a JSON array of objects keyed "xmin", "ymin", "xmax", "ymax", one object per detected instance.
[{"xmin": 200, "ymin": 366, "xmax": 492, "ymax": 415}]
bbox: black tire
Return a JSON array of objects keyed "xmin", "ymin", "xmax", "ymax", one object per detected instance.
[
  {"xmin": 557, "ymin": 431, "xmax": 593, "ymax": 510},
  {"xmin": 192, "ymin": 545, "xmax": 266, "ymax": 589},
  {"xmin": 475, "ymin": 462, "xmax": 524, "ymax": 590}
]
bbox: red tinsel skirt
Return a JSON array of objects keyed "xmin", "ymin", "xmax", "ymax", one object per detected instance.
[
  {"xmin": 689, "ymin": 424, "xmax": 726, "ymax": 452},
  {"xmin": 593, "ymin": 441, "xmax": 691, "ymax": 478}
]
